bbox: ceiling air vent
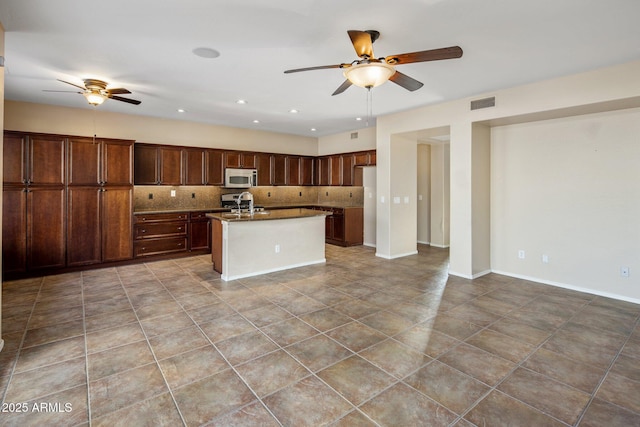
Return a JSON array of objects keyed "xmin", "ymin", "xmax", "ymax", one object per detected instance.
[
  {"xmin": 350, "ymin": 132, "xmax": 359, "ymax": 139},
  {"xmin": 470, "ymin": 96, "xmax": 495, "ymax": 111}
]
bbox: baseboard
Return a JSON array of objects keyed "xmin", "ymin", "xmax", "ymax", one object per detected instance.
[
  {"xmin": 429, "ymin": 243, "xmax": 450, "ymax": 248},
  {"xmin": 375, "ymin": 250, "xmax": 419, "ymax": 260},
  {"xmin": 363, "ymin": 242, "xmax": 376, "ymax": 248},
  {"xmin": 491, "ymin": 269, "xmax": 640, "ymax": 305},
  {"xmin": 221, "ymin": 259, "xmax": 326, "ymax": 282}
]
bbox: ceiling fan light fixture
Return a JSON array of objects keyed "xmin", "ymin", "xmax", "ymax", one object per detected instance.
[
  {"xmin": 83, "ymin": 91, "xmax": 106, "ymax": 106},
  {"xmin": 343, "ymin": 62, "xmax": 396, "ymax": 89}
]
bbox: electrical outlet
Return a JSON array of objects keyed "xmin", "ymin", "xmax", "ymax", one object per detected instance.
[
  {"xmin": 148, "ymin": 193, "xmax": 153, "ymax": 200},
  {"xmin": 275, "ymin": 244, "xmax": 280, "ymax": 253},
  {"xmin": 518, "ymin": 250, "xmax": 525, "ymax": 259},
  {"xmin": 542, "ymin": 254, "xmax": 549, "ymax": 263},
  {"xmin": 191, "ymin": 193, "xmax": 196, "ymax": 199},
  {"xmin": 170, "ymin": 190, "xmax": 176, "ymax": 197},
  {"xmin": 620, "ymin": 267, "xmax": 629, "ymax": 278}
]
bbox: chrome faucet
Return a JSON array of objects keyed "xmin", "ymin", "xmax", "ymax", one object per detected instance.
[{"xmin": 237, "ymin": 191, "xmax": 254, "ymax": 215}]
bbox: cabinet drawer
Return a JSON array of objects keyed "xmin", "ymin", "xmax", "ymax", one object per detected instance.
[
  {"xmin": 189, "ymin": 211, "xmax": 209, "ymax": 221},
  {"xmin": 134, "ymin": 237, "xmax": 187, "ymax": 257},
  {"xmin": 135, "ymin": 212, "xmax": 188, "ymax": 223},
  {"xmin": 134, "ymin": 221, "xmax": 187, "ymax": 239}
]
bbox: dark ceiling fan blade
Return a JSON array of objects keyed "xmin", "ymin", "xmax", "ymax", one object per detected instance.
[
  {"xmin": 284, "ymin": 64, "xmax": 346, "ymax": 73},
  {"xmin": 331, "ymin": 80, "xmax": 352, "ymax": 96},
  {"xmin": 57, "ymin": 79, "xmax": 87, "ymax": 90},
  {"xmin": 348, "ymin": 30, "xmax": 374, "ymax": 58},
  {"xmin": 109, "ymin": 95, "xmax": 141, "ymax": 105},
  {"xmin": 385, "ymin": 46, "xmax": 463, "ymax": 65},
  {"xmin": 389, "ymin": 71, "xmax": 424, "ymax": 91},
  {"xmin": 106, "ymin": 88, "xmax": 131, "ymax": 95}
]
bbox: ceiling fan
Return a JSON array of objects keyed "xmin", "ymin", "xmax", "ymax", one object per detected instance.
[
  {"xmin": 284, "ymin": 30, "xmax": 463, "ymax": 95},
  {"xmin": 45, "ymin": 79, "xmax": 142, "ymax": 106}
]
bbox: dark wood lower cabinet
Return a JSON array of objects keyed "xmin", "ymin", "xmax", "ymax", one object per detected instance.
[
  {"xmin": 67, "ymin": 187, "xmax": 102, "ymax": 266},
  {"xmin": 102, "ymin": 187, "xmax": 133, "ymax": 262},
  {"xmin": 28, "ymin": 187, "xmax": 67, "ymax": 270},
  {"xmin": 133, "ymin": 211, "xmax": 211, "ymax": 259},
  {"xmin": 323, "ymin": 207, "xmax": 363, "ymax": 246},
  {"xmin": 2, "ymin": 187, "xmax": 28, "ymax": 274}
]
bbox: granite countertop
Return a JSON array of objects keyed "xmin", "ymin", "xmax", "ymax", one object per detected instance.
[
  {"xmin": 134, "ymin": 203, "xmax": 362, "ymax": 215},
  {"xmin": 207, "ymin": 208, "xmax": 330, "ymax": 222}
]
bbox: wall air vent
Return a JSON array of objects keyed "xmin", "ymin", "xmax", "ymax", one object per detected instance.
[
  {"xmin": 350, "ymin": 132, "xmax": 359, "ymax": 139},
  {"xmin": 470, "ymin": 96, "xmax": 495, "ymax": 111}
]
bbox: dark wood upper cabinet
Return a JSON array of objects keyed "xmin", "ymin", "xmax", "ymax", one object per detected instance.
[
  {"xmin": 287, "ymin": 156, "xmax": 301, "ymax": 186},
  {"xmin": 134, "ymin": 144, "xmax": 160, "ymax": 184},
  {"xmin": 272, "ymin": 154, "xmax": 287, "ymax": 185},
  {"xmin": 205, "ymin": 149, "xmax": 225, "ymax": 186},
  {"xmin": 255, "ymin": 153, "xmax": 272, "ymax": 186},
  {"xmin": 3, "ymin": 133, "xmax": 28, "ymax": 185},
  {"xmin": 134, "ymin": 143, "xmax": 182, "ymax": 185},
  {"xmin": 69, "ymin": 137, "xmax": 133, "ymax": 186},
  {"xmin": 224, "ymin": 151, "xmax": 256, "ymax": 169},
  {"xmin": 330, "ymin": 155, "xmax": 342, "ymax": 186},
  {"xmin": 103, "ymin": 139, "xmax": 134, "ymax": 186},
  {"xmin": 354, "ymin": 152, "xmax": 370, "ymax": 166},
  {"xmin": 315, "ymin": 157, "xmax": 330, "ymax": 186},
  {"xmin": 159, "ymin": 146, "xmax": 183, "ymax": 185},
  {"xmin": 341, "ymin": 154, "xmax": 354, "ymax": 186},
  {"xmin": 4, "ymin": 132, "xmax": 66, "ymax": 186},
  {"xmin": 300, "ymin": 156, "xmax": 314, "ymax": 185},
  {"xmin": 183, "ymin": 148, "xmax": 205, "ymax": 185}
]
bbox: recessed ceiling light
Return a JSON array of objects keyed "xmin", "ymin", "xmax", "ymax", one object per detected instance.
[
  {"xmin": 310, "ymin": 128, "xmax": 317, "ymax": 132},
  {"xmin": 289, "ymin": 109, "xmax": 298, "ymax": 114},
  {"xmin": 192, "ymin": 47, "xmax": 220, "ymax": 59},
  {"xmin": 356, "ymin": 117, "xmax": 362, "ymax": 121},
  {"xmin": 253, "ymin": 120, "xmax": 260, "ymax": 124},
  {"xmin": 236, "ymin": 99, "xmax": 247, "ymax": 105},
  {"xmin": 177, "ymin": 109, "xmax": 186, "ymax": 113}
]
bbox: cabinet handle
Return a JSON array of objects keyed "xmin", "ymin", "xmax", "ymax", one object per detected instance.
[
  {"xmin": 177, "ymin": 227, "xmax": 183, "ymax": 231},
  {"xmin": 140, "ymin": 229, "xmax": 146, "ymax": 233}
]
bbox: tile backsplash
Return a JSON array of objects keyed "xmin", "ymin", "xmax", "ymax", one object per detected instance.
[{"xmin": 134, "ymin": 186, "xmax": 364, "ymax": 211}]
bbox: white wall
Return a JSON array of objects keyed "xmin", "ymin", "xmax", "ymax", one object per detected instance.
[
  {"xmin": 376, "ymin": 59, "xmax": 640, "ymax": 301},
  {"xmin": 317, "ymin": 126, "xmax": 376, "ymax": 155},
  {"xmin": 417, "ymin": 144, "xmax": 431, "ymax": 244},
  {"xmin": 491, "ymin": 108, "xmax": 640, "ymax": 301},
  {"xmin": 4, "ymin": 100, "xmax": 318, "ymax": 155},
  {"xmin": 430, "ymin": 144, "xmax": 450, "ymax": 248}
]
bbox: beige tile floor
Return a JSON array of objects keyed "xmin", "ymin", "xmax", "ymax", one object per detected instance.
[{"xmin": 1, "ymin": 244, "xmax": 639, "ymax": 426}]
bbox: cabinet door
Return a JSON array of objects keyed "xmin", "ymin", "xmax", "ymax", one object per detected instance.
[
  {"xmin": 330, "ymin": 155, "xmax": 342, "ymax": 186},
  {"xmin": 67, "ymin": 187, "xmax": 101, "ymax": 266},
  {"xmin": 272, "ymin": 154, "xmax": 287, "ymax": 185},
  {"xmin": 134, "ymin": 144, "xmax": 159, "ymax": 184},
  {"xmin": 300, "ymin": 157, "xmax": 314, "ymax": 186},
  {"xmin": 29, "ymin": 135, "xmax": 66, "ymax": 185},
  {"xmin": 331, "ymin": 210, "xmax": 345, "ymax": 241},
  {"xmin": 2, "ymin": 187, "xmax": 27, "ymax": 273},
  {"xmin": 315, "ymin": 157, "xmax": 330, "ymax": 186},
  {"xmin": 27, "ymin": 187, "xmax": 66, "ymax": 270},
  {"xmin": 68, "ymin": 137, "xmax": 100, "ymax": 185},
  {"xmin": 184, "ymin": 148, "xmax": 205, "ymax": 185},
  {"xmin": 368, "ymin": 150, "xmax": 376, "ymax": 165},
  {"xmin": 159, "ymin": 146, "xmax": 183, "ymax": 185},
  {"xmin": 255, "ymin": 153, "xmax": 272, "ymax": 186},
  {"xmin": 102, "ymin": 186, "xmax": 133, "ymax": 262},
  {"xmin": 287, "ymin": 156, "xmax": 301, "ymax": 186},
  {"xmin": 341, "ymin": 154, "xmax": 354, "ymax": 186},
  {"xmin": 103, "ymin": 139, "xmax": 133, "ymax": 186},
  {"xmin": 224, "ymin": 151, "xmax": 242, "ymax": 168},
  {"xmin": 189, "ymin": 219, "xmax": 210, "ymax": 251},
  {"xmin": 3, "ymin": 133, "xmax": 27, "ymax": 185},
  {"xmin": 206, "ymin": 150, "xmax": 224, "ymax": 185},
  {"xmin": 354, "ymin": 152, "xmax": 369, "ymax": 166},
  {"xmin": 241, "ymin": 153, "xmax": 257, "ymax": 169}
]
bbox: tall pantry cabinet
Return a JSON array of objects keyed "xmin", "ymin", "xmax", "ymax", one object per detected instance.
[{"xmin": 2, "ymin": 131, "xmax": 134, "ymax": 275}]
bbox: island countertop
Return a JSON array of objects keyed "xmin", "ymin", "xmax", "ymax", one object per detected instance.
[{"xmin": 206, "ymin": 208, "xmax": 330, "ymax": 222}]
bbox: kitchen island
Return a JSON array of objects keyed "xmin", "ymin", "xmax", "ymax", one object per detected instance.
[{"xmin": 206, "ymin": 208, "xmax": 330, "ymax": 281}]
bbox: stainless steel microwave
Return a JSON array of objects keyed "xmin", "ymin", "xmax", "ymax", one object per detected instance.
[{"xmin": 224, "ymin": 168, "xmax": 257, "ymax": 188}]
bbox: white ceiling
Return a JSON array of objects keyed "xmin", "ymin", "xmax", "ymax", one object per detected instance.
[{"xmin": 2, "ymin": 0, "xmax": 639, "ymax": 138}]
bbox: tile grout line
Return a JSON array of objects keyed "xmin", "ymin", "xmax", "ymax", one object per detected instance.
[{"xmin": 0, "ymin": 276, "xmax": 45, "ymax": 406}]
